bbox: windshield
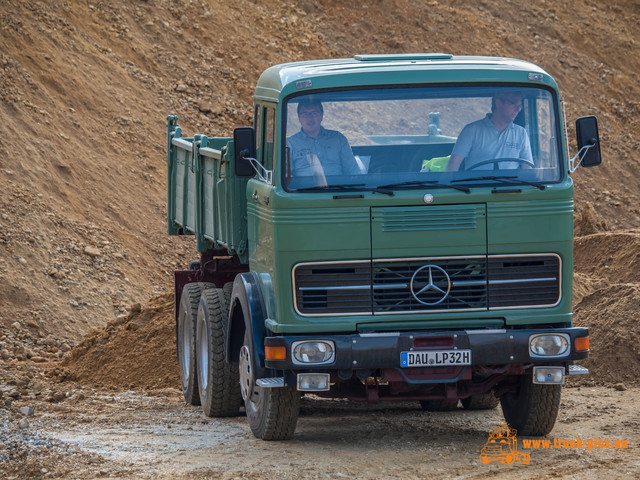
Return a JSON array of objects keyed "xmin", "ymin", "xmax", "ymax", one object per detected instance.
[{"xmin": 282, "ymin": 85, "xmax": 562, "ymax": 192}]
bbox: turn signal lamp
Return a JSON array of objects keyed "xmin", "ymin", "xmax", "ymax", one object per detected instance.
[
  {"xmin": 265, "ymin": 346, "xmax": 286, "ymax": 361},
  {"xmin": 575, "ymin": 336, "xmax": 590, "ymax": 352}
]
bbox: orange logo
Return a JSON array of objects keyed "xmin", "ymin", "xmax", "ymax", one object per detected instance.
[{"xmin": 480, "ymin": 422, "xmax": 531, "ymax": 465}]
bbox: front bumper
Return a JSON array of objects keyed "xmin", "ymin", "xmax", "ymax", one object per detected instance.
[{"xmin": 264, "ymin": 327, "xmax": 589, "ymax": 372}]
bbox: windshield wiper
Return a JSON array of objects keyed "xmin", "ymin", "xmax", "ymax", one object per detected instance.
[
  {"xmin": 296, "ymin": 183, "xmax": 394, "ymax": 196},
  {"xmin": 377, "ymin": 180, "xmax": 470, "ymax": 194},
  {"xmin": 296, "ymin": 183, "xmax": 366, "ymax": 192},
  {"xmin": 451, "ymin": 176, "xmax": 546, "ymax": 191}
]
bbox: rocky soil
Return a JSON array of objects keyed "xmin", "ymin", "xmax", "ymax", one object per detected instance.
[{"xmin": 1, "ymin": 0, "xmax": 639, "ymax": 478}]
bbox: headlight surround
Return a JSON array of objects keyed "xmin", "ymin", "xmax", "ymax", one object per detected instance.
[
  {"xmin": 292, "ymin": 340, "xmax": 335, "ymax": 365},
  {"xmin": 529, "ymin": 334, "xmax": 570, "ymax": 358}
]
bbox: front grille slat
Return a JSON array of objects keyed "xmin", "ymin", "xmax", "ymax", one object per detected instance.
[
  {"xmin": 488, "ymin": 256, "xmax": 560, "ymax": 308},
  {"xmin": 293, "ymin": 255, "xmax": 560, "ymax": 315}
]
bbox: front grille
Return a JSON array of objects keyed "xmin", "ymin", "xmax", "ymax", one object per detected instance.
[
  {"xmin": 373, "ymin": 258, "xmax": 487, "ymax": 313},
  {"xmin": 293, "ymin": 255, "xmax": 561, "ymax": 316}
]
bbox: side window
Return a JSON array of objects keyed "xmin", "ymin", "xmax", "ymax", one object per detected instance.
[
  {"xmin": 254, "ymin": 105, "xmax": 263, "ymax": 160},
  {"xmin": 263, "ymin": 107, "xmax": 275, "ymax": 171},
  {"xmin": 536, "ymin": 97, "xmax": 556, "ymax": 168}
]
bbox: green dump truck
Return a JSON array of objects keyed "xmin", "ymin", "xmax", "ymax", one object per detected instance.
[{"xmin": 166, "ymin": 54, "xmax": 601, "ymax": 440}]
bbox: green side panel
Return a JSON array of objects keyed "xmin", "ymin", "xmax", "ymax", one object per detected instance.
[
  {"xmin": 201, "ymin": 147, "xmax": 220, "ymax": 249},
  {"xmin": 170, "ymin": 138, "xmax": 195, "ymax": 233},
  {"xmin": 165, "ymin": 121, "xmax": 249, "ymax": 261},
  {"xmin": 371, "ymin": 204, "xmax": 487, "ymax": 258},
  {"xmin": 487, "ymin": 199, "xmax": 574, "ymax": 253},
  {"xmin": 486, "ymin": 197, "xmax": 574, "ymax": 319},
  {"xmin": 273, "ymin": 207, "xmax": 371, "ymax": 255},
  {"xmin": 198, "ymin": 138, "xmax": 250, "ymax": 259}
]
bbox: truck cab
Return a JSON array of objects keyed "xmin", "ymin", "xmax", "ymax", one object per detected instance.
[{"xmin": 166, "ymin": 54, "xmax": 600, "ymax": 440}]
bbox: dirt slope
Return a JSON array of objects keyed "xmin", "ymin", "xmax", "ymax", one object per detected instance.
[
  {"xmin": 0, "ymin": 2, "xmax": 639, "ymax": 478},
  {"xmin": 0, "ymin": 0, "xmax": 638, "ymax": 371}
]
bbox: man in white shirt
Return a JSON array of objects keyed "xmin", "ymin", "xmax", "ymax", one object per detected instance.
[{"xmin": 447, "ymin": 92, "xmax": 533, "ymax": 171}]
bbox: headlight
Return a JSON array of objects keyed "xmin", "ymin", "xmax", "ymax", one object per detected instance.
[
  {"xmin": 292, "ymin": 340, "xmax": 335, "ymax": 365},
  {"xmin": 529, "ymin": 334, "xmax": 570, "ymax": 358}
]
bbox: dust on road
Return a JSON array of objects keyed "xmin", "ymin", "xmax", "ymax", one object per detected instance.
[{"xmin": 2, "ymin": 382, "xmax": 638, "ymax": 479}]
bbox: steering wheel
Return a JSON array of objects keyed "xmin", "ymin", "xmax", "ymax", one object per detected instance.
[{"xmin": 467, "ymin": 158, "xmax": 532, "ymax": 170}]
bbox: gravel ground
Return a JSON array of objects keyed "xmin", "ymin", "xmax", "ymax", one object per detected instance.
[{"xmin": 1, "ymin": 382, "xmax": 638, "ymax": 479}]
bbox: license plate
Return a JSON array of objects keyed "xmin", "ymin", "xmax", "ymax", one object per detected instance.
[{"xmin": 400, "ymin": 350, "xmax": 471, "ymax": 367}]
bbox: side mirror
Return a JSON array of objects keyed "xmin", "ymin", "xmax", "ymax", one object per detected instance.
[
  {"xmin": 576, "ymin": 116, "xmax": 602, "ymax": 167},
  {"xmin": 233, "ymin": 127, "xmax": 256, "ymax": 177}
]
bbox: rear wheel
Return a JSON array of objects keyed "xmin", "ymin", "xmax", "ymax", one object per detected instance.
[
  {"xmin": 196, "ymin": 288, "xmax": 242, "ymax": 417},
  {"xmin": 239, "ymin": 331, "xmax": 300, "ymax": 440},
  {"xmin": 177, "ymin": 282, "xmax": 213, "ymax": 405},
  {"xmin": 461, "ymin": 393, "xmax": 499, "ymax": 410},
  {"xmin": 500, "ymin": 373, "xmax": 561, "ymax": 436}
]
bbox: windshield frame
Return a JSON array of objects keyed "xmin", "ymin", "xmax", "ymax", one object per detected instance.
[{"xmin": 280, "ymin": 83, "xmax": 565, "ymax": 193}]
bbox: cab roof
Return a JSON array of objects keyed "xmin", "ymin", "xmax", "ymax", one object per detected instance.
[{"xmin": 254, "ymin": 54, "xmax": 556, "ymax": 103}]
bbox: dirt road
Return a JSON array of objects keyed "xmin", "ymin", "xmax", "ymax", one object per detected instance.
[
  {"xmin": 2, "ymin": 381, "xmax": 638, "ymax": 479},
  {"xmin": 1, "ymin": 1, "xmax": 639, "ymax": 478}
]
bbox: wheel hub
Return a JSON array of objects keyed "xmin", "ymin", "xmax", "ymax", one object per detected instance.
[
  {"xmin": 239, "ymin": 345, "xmax": 253, "ymax": 401},
  {"xmin": 197, "ymin": 317, "xmax": 208, "ymax": 391},
  {"xmin": 180, "ymin": 312, "xmax": 190, "ymax": 379}
]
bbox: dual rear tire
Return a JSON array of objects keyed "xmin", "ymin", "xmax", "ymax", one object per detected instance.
[
  {"xmin": 196, "ymin": 287, "xmax": 242, "ymax": 417},
  {"xmin": 177, "ymin": 281, "xmax": 240, "ymax": 417},
  {"xmin": 177, "ymin": 282, "xmax": 214, "ymax": 405}
]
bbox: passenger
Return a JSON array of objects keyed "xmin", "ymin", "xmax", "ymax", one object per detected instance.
[
  {"xmin": 447, "ymin": 92, "xmax": 533, "ymax": 171},
  {"xmin": 287, "ymin": 99, "xmax": 361, "ymax": 177}
]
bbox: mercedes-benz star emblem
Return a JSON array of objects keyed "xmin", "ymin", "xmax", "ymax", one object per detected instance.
[
  {"xmin": 410, "ymin": 265, "xmax": 451, "ymax": 305},
  {"xmin": 423, "ymin": 193, "xmax": 434, "ymax": 204}
]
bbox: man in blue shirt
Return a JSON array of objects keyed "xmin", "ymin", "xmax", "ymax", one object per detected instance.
[
  {"xmin": 447, "ymin": 92, "xmax": 533, "ymax": 171},
  {"xmin": 287, "ymin": 99, "xmax": 361, "ymax": 177}
]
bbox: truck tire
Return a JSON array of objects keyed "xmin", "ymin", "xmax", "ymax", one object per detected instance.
[
  {"xmin": 239, "ymin": 331, "xmax": 300, "ymax": 440},
  {"xmin": 223, "ymin": 281, "xmax": 233, "ymax": 305},
  {"xmin": 420, "ymin": 400, "xmax": 459, "ymax": 411},
  {"xmin": 500, "ymin": 373, "xmax": 561, "ymax": 436},
  {"xmin": 461, "ymin": 393, "xmax": 499, "ymax": 410},
  {"xmin": 177, "ymin": 282, "xmax": 214, "ymax": 405},
  {"xmin": 196, "ymin": 288, "xmax": 242, "ymax": 417}
]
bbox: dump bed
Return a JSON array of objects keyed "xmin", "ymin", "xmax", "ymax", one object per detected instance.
[{"xmin": 166, "ymin": 116, "xmax": 250, "ymax": 263}]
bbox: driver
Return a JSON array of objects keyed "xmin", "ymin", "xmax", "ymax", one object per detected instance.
[{"xmin": 447, "ymin": 92, "xmax": 533, "ymax": 171}]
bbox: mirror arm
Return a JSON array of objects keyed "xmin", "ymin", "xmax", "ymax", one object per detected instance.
[
  {"xmin": 241, "ymin": 151, "xmax": 273, "ymax": 185},
  {"xmin": 568, "ymin": 140, "xmax": 597, "ymax": 173}
]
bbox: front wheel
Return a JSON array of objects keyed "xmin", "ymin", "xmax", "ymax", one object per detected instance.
[
  {"xmin": 500, "ymin": 373, "xmax": 561, "ymax": 436},
  {"xmin": 239, "ymin": 332, "xmax": 300, "ymax": 440}
]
